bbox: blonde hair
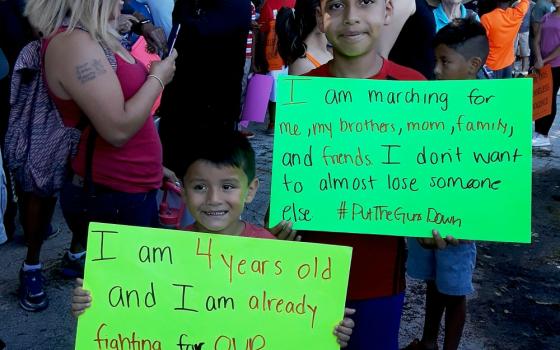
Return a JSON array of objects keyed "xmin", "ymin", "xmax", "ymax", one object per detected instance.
[{"xmin": 25, "ymin": 0, "xmax": 122, "ymax": 51}]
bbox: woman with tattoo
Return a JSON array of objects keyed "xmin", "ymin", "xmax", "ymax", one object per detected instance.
[{"xmin": 19, "ymin": 0, "xmax": 177, "ymax": 312}]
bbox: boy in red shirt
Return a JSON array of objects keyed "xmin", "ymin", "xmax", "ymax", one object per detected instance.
[
  {"xmin": 301, "ymin": 0, "xmax": 424, "ymax": 349},
  {"xmin": 71, "ymin": 131, "xmax": 356, "ymax": 348}
]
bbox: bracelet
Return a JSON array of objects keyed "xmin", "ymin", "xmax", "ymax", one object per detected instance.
[{"xmin": 147, "ymin": 74, "xmax": 164, "ymax": 91}]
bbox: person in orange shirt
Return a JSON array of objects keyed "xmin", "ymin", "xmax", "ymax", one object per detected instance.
[{"xmin": 481, "ymin": 0, "xmax": 529, "ymax": 78}]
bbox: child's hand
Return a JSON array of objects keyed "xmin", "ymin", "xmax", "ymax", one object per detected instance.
[
  {"xmin": 417, "ymin": 229, "xmax": 459, "ymax": 249},
  {"xmin": 71, "ymin": 278, "xmax": 92, "ymax": 317},
  {"xmin": 268, "ymin": 220, "xmax": 301, "ymax": 241},
  {"xmin": 334, "ymin": 308, "xmax": 355, "ymax": 348}
]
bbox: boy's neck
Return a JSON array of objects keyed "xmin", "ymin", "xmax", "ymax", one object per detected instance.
[
  {"xmin": 329, "ymin": 50, "xmax": 384, "ymax": 78},
  {"xmin": 193, "ymin": 220, "xmax": 246, "ymax": 236}
]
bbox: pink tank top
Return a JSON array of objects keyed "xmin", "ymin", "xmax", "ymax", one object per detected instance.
[{"xmin": 44, "ymin": 32, "xmax": 163, "ymax": 193}]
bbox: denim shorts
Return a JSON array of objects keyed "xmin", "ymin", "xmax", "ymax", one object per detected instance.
[
  {"xmin": 60, "ymin": 180, "xmax": 159, "ymax": 232},
  {"xmin": 406, "ymin": 238, "xmax": 476, "ymax": 296},
  {"xmin": 345, "ymin": 293, "xmax": 405, "ymax": 350}
]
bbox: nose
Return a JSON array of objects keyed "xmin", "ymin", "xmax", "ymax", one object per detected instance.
[
  {"xmin": 206, "ymin": 187, "xmax": 221, "ymax": 205},
  {"xmin": 434, "ymin": 62, "xmax": 441, "ymax": 77},
  {"xmin": 343, "ymin": 4, "xmax": 360, "ymax": 25}
]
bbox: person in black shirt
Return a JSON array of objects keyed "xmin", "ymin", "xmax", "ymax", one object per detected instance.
[{"xmin": 158, "ymin": 0, "xmax": 251, "ymax": 174}]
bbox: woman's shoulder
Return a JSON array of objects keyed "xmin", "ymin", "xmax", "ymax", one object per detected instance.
[{"xmin": 47, "ymin": 29, "xmax": 105, "ymax": 57}]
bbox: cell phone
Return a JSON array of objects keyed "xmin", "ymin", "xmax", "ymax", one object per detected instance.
[{"xmin": 163, "ymin": 23, "xmax": 181, "ymax": 59}]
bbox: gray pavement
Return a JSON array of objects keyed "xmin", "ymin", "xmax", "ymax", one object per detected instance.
[{"xmin": 0, "ymin": 110, "xmax": 558, "ymax": 350}]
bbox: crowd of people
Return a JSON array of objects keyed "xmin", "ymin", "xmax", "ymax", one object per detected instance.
[{"xmin": 0, "ymin": 0, "xmax": 558, "ymax": 349}]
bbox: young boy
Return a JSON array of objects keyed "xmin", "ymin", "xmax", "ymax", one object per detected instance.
[
  {"xmin": 402, "ymin": 17, "xmax": 488, "ymax": 350},
  {"xmin": 301, "ymin": 0, "xmax": 425, "ymax": 349},
  {"xmin": 71, "ymin": 131, "xmax": 355, "ymax": 348}
]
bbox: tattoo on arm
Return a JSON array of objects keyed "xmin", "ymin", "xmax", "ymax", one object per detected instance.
[{"xmin": 75, "ymin": 59, "xmax": 107, "ymax": 84}]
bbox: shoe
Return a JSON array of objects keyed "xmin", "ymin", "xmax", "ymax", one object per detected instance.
[
  {"xmin": 532, "ymin": 133, "xmax": 551, "ymax": 147},
  {"xmin": 239, "ymin": 130, "xmax": 255, "ymax": 139},
  {"xmin": 401, "ymin": 339, "xmax": 438, "ymax": 350},
  {"xmin": 61, "ymin": 252, "xmax": 85, "ymax": 279},
  {"xmin": 19, "ymin": 268, "xmax": 48, "ymax": 312}
]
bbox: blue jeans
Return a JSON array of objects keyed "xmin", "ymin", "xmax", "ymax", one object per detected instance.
[
  {"xmin": 60, "ymin": 180, "xmax": 158, "ymax": 248},
  {"xmin": 346, "ymin": 293, "xmax": 405, "ymax": 350},
  {"xmin": 492, "ymin": 65, "xmax": 513, "ymax": 79}
]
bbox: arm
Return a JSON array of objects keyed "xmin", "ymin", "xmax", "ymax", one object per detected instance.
[
  {"xmin": 131, "ymin": 11, "xmax": 168, "ymax": 55},
  {"xmin": 45, "ymin": 31, "xmax": 177, "ymax": 147},
  {"xmin": 510, "ymin": 0, "xmax": 530, "ymax": 20},
  {"xmin": 533, "ymin": 21, "xmax": 544, "ymax": 68},
  {"xmin": 543, "ymin": 46, "xmax": 560, "ymax": 65}
]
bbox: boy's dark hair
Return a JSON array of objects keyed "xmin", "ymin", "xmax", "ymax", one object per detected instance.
[
  {"xmin": 179, "ymin": 131, "xmax": 256, "ymax": 183},
  {"xmin": 433, "ymin": 17, "xmax": 489, "ymax": 64},
  {"xmin": 276, "ymin": 0, "xmax": 320, "ymax": 65}
]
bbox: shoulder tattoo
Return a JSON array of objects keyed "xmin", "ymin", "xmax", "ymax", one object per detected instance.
[{"xmin": 75, "ymin": 59, "xmax": 107, "ymax": 84}]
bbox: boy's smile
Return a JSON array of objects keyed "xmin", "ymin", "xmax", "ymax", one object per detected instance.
[
  {"xmin": 184, "ymin": 160, "xmax": 259, "ymax": 236},
  {"xmin": 317, "ymin": 0, "xmax": 392, "ymax": 58}
]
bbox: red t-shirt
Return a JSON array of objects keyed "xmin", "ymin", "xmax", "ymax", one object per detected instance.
[
  {"xmin": 184, "ymin": 222, "xmax": 276, "ymax": 239},
  {"xmin": 44, "ymin": 32, "xmax": 163, "ymax": 193},
  {"xmin": 303, "ymin": 59, "xmax": 425, "ymax": 300}
]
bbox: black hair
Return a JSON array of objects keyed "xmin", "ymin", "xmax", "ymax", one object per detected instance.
[
  {"xmin": 477, "ymin": 0, "xmax": 500, "ymax": 16},
  {"xmin": 275, "ymin": 0, "xmax": 320, "ymax": 65},
  {"xmin": 179, "ymin": 131, "xmax": 256, "ymax": 184},
  {"xmin": 433, "ymin": 17, "xmax": 489, "ymax": 64}
]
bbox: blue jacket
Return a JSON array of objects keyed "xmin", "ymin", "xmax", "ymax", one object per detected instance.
[{"xmin": 434, "ymin": 3, "xmax": 480, "ymax": 32}]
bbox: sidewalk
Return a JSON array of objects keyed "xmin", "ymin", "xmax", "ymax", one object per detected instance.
[{"xmin": 0, "ymin": 114, "xmax": 558, "ymax": 350}]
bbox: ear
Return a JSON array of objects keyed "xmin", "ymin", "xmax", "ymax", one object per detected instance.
[
  {"xmin": 244, "ymin": 177, "xmax": 260, "ymax": 204},
  {"xmin": 316, "ymin": 5, "xmax": 326, "ymax": 33},
  {"xmin": 468, "ymin": 56, "xmax": 483, "ymax": 75},
  {"xmin": 384, "ymin": 0, "xmax": 394, "ymax": 25}
]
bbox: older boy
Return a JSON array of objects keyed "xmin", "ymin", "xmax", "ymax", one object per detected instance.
[
  {"xmin": 402, "ymin": 17, "xmax": 488, "ymax": 350},
  {"xmin": 300, "ymin": 0, "xmax": 424, "ymax": 349}
]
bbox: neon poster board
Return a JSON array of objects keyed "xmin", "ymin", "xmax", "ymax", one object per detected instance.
[
  {"xmin": 270, "ymin": 77, "xmax": 532, "ymax": 243},
  {"xmin": 75, "ymin": 222, "xmax": 352, "ymax": 350}
]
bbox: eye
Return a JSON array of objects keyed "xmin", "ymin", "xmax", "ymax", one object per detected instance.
[
  {"xmin": 360, "ymin": 0, "xmax": 376, "ymax": 5},
  {"xmin": 193, "ymin": 183, "xmax": 207, "ymax": 191},
  {"xmin": 327, "ymin": 0, "xmax": 344, "ymax": 11},
  {"xmin": 222, "ymin": 183, "xmax": 236, "ymax": 191}
]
